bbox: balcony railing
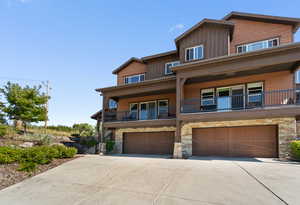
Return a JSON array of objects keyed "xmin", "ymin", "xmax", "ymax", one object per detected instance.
[
  {"xmin": 104, "ymin": 107, "xmax": 176, "ymax": 122},
  {"xmin": 181, "ymin": 89, "xmax": 300, "ymax": 113}
]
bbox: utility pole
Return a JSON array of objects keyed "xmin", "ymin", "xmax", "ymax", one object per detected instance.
[{"xmin": 43, "ymin": 80, "xmax": 50, "ymax": 134}]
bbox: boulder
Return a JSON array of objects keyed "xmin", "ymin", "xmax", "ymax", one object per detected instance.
[{"xmin": 19, "ymin": 142, "xmax": 34, "ymax": 148}]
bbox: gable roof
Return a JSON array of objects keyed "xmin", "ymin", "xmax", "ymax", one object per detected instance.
[
  {"xmin": 175, "ymin": 19, "xmax": 234, "ymax": 45},
  {"xmin": 223, "ymin": 11, "xmax": 300, "ymax": 33},
  {"xmin": 141, "ymin": 50, "xmax": 177, "ymax": 61},
  {"xmin": 112, "ymin": 57, "xmax": 144, "ymax": 74}
]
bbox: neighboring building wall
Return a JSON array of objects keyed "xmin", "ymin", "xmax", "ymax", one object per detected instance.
[
  {"xmin": 117, "ymin": 93, "xmax": 176, "ymax": 114},
  {"xmin": 144, "ymin": 54, "xmax": 178, "ymax": 80},
  {"xmin": 229, "ymin": 18, "xmax": 294, "ymax": 54},
  {"xmin": 117, "ymin": 62, "xmax": 147, "ymax": 85},
  {"xmin": 181, "ymin": 117, "xmax": 297, "ymax": 158},
  {"xmin": 184, "ymin": 70, "xmax": 294, "ymax": 99},
  {"xmin": 178, "ymin": 24, "xmax": 230, "ymax": 63}
]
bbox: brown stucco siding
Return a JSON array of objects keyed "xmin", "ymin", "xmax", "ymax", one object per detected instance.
[
  {"xmin": 229, "ymin": 18, "xmax": 293, "ymax": 54},
  {"xmin": 117, "ymin": 62, "xmax": 147, "ymax": 85},
  {"xmin": 178, "ymin": 24, "xmax": 230, "ymax": 63},
  {"xmin": 118, "ymin": 93, "xmax": 176, "ymax": 114},
  {"xmin": 145, "ymin": 54, "xmax": 178, "ymax": 80},
  {"xmin": 184, "ymin": 70, "xmax": 294, "ymax": 99}
]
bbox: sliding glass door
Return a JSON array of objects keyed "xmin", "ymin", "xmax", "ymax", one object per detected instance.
[
  {"xmin": 139, "ymin": 101, "xmax": 157, "ymax": 120},
  {"xmin": 217, "ymin": 87, "xmax": 231, "ymax": 111},
  {"xmin": 216, "ymin": 85, "xmax": 245, "ymax": 111}
]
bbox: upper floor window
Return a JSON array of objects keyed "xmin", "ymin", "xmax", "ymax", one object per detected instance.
[
  {"xmin": 237, "ymin": 38, "xmax": 279, "ymax": 54},
  {"xmin": 296, "ymin": 70, "xmax": 300, "ymax": 84},
  {"xmin": 124, "ymin": 73, "xmax": 145, "ymax": 84},
  {"xmin": 108, "ymin": 99, "xmax": 118, "ymax": 109},
  {"xmin": 165, "ymin": 61, "xmax": 180, "ymax": 75},
  {"xmin": 185, "ymin": 45, "xmax": 204, "ymax": 61}
]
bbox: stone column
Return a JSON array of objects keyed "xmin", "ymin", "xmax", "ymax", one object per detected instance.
[
  {"xmin": 181, "ymin": 122, "xmax": 193, "ymax": 157},
  {"xmin": 278, "ymin": 118, "xmax": 297, "ymax": 158},
  {"xmin": 115, "ymin": 129, "xmax": 123, "ymax": 154}
]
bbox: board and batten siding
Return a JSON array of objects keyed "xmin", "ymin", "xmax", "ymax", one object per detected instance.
[
  {"xmin": 178, "ymin": 24, "xmax": 230, "ymax": 63},
  {"xmin": 145, "ymin": 54, "xmax": 179, "ymax": 80}
]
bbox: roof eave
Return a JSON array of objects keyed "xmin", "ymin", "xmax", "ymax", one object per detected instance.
[
  {"xmin": 174, "ymin": 19, "xmax": 235, "ymax": 46},
  {"xmin": 96, "ymin": 76, "xmax": 176, "ymax": 93},
  {"xmin": 173, "ymin": 42, "xmax": 300, "ymax": 72},
  {"xmin": 112, "ymin": 57, "xmax": 144, "ymax": 75}
]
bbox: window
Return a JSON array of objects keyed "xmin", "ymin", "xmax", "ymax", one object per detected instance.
[
  {"xmin": 185, "ymin": 45, "xmax": 204, "ymax": 61},
  {"xmin": 129, "ymin": 103, "xmax": 138, "ymax": 120},
  {"xmin": 124, "ymin": 74, "xmax": 145, "ymax": 84},
  {"xmin": 108, "ymin": 99, "xmax": 117, "ymax": 109},
  {"xmin": 201, "ymin": 88, "xmax": 215, "ymax": 106},
  {"xmin": 296, "ymin": 70, "xmax": 300, "ymax": 84},
  {"xmin": 247, "ymin": 82, "xmax": 263, "ymax": 103},
  {"xmin": 158, "ymin": 100, "xmax": 168, "ymax": 116},
  {"xmin": 165, "ymin": 61, "xmax": 180, "ymax": 75},
  {"xmin": 139, "ymin": 101, "xmax": 157, "ymax": 120},
  {"xmin": 237, "ymin": 38, "xmax": 279, "ymax": 54}
]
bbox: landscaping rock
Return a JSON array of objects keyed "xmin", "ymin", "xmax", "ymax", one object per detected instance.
[{"xmin": 19, "ymin": 142, "xmax": 34, "ymax": 148}]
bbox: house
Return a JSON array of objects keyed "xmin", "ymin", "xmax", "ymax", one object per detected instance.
[{"xmin": 92, "ymin": 11, "xmax": 300, "ymax": 158}]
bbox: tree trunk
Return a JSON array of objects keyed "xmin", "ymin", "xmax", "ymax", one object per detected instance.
[{"xmin": 23, "ymin": 122, "xmax": 27, "ymax": 134}]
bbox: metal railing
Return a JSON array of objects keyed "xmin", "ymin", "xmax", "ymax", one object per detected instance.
[
  {"xmin": 181, "ymin": 89, "xmax": 300, "ymax": 113},
  {"xmin": 104, "ymin": 107, "xmax": 176, "ymax": 122}
]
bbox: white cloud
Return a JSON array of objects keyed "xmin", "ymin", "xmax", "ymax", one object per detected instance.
[{"xmin": 169, "ymin": 24, "xmax": 185, "ymax": 32}]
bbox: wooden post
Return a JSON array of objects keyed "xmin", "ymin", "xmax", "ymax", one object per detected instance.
[{"xmin": 175, "ymin": 77, "xmax": 186, "ymax": 142}]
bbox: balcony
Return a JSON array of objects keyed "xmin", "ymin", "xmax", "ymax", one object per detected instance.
[
  {"xmin": 104, "ymin": 110, "xmax": 175, "ymax": 122},
  {"xmin": 181, "ymin": 89, "xmax": 300, "ymax": 114},
  {"xmin": 102, "ymin": 105, "xmax": 176, "ymax": 128}
]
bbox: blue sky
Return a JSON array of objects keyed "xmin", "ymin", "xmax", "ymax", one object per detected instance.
[{"xmin": 0, "ymin": 0, "xmax": 299, "ymax": 126}]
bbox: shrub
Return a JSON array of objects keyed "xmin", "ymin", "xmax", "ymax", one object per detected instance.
[
  {"xmin": 17, "ymin": 162, "xmax": 37, "ymax": 172},
  {"xmin": 106, "ymin": 140, "xmax": 115, "ymax": 152},
  {"xmin": 19, "ymin": 133, "xmax": 53, "ymax": 145},
  {"xmin": 290, "ymin": 140, "xmax": 300, "ymax": 160},
  {"xmin": 0, "ymin": 146, "xmax": 21, "ymax": 162},
  {"xmin": 0, "ymin": 145, "xmax": 77, "ymax": 172},
  {"xmin": 0, "ymin": 153, "xmax": 14, "ymax": 164},
  {"xmin": 80, "ymin": 136, "xmax": 98, "ymax": 148},
  {"xmin": 0, "ymin": 124, "xmax": 8, "ymax": 137},
  {"xmin": 51, "ymin": 145, "xmax": 77, "ymax": 158},
  {"xmin": 20, "ymin": 147, "xmax": 52, "ymax": 165}
]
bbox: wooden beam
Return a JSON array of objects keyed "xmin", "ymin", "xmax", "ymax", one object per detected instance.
[{"xmin": 290, "ymin": 61, "xmax": 300, "ymax": 73}]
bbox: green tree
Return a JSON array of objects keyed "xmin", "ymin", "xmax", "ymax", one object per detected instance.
[
  {"xmin": 0, "ymin": 101, "xmax": 6, "ymax": 124},
  {"xmin": 72, "ymin": 123, "xmax": 95, "ymax": 137},
  {"xmin": 0, "ymin": 82, "xmax": 49, "ymax": 132}
]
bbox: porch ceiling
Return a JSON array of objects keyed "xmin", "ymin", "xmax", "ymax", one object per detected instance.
[{"xmin": 185, "ymin": 62, "xmax": 295, "ymax": 84}]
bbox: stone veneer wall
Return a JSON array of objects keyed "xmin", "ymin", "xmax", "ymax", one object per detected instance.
[
  {"xmin": 114, "ymin": 127, "xmax": 176, "ymax": 154},
  {"xmin": 296, "ymin": 122, "xmax": 300, "ymax": 138},
  {"xmin": 181, "ymin": 117, "xmax": 296, "ymax": 158}
]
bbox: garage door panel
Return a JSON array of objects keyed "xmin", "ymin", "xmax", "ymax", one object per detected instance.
[
  {"xmin": 193, "ymin": 125, "xmax": 277, "ymax": 158},
  {"xmin": 123, "ymin": 132, "xmax": 174, "ymax": 155}
]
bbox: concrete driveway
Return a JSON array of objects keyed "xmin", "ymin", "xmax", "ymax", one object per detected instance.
[{"xmin": 0, "ymin": 155, "xmax": 299, "ymax": 205}]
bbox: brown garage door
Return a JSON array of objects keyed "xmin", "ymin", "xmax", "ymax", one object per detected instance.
[
  {"xmin": 192, "ymin": 125, "xmax": 277, "ymax": 157},
  {"xmin": 123, "ymin": 132, "xmax": 174, "ymax": 155}
]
